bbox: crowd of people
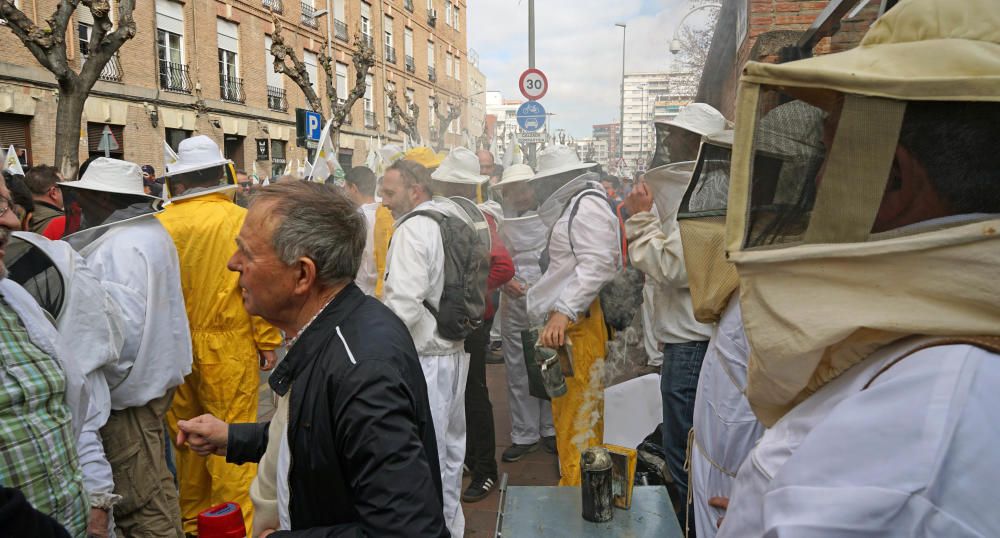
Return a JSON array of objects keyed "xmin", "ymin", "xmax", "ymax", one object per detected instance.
[{"xmin": 1, "ymin": 1, "xmax": 999, "ymax": 536}]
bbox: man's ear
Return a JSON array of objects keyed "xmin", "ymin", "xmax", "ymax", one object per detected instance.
[{"xmin": 293, "ymin": 257, "xmax": 318, "ymax": 295}]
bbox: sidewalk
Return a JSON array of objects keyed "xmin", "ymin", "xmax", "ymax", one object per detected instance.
[{"xmin": 463, "ymin": 361, "xmax": 560, "ymax": 536}]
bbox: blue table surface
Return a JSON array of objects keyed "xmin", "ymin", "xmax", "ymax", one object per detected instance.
[{"xmin": 499, "ymin": 485, "xmax": 683, "ymax": 537}]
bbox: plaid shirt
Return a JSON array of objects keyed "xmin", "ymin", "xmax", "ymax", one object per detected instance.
[{"xmin": 0, "ymin": 296, "xmax": 87, "ymax": 536}]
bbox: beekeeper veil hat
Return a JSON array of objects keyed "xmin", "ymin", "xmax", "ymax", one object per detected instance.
[{"xmin": 725, "ymin": 0, "xmax": 1000, "ymax": 426}]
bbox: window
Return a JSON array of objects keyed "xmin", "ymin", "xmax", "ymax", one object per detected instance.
[
  {"xmin": 304, "ymin": 51, "xmax": 318, "ymax": 98},
  {"xmin": 427, "ymin": 41, "xmax": 434, "ymax": 67},
  {"xmin": 336, "ymin": 62, "xmax": 348, "ymax": 101},
  {"xmin": 454, "ymin": 6, "xmax": 460, "ymax": 30},
  {"xmin": 445, "ymin": 1, "xmax": 452, "ymax": 26},
  {"xmin": 428, "ymin": 96, "xmax": 436, "ymax": 130},
  {"xmin": 217, "ymin": 19, "xmax": 243, "ymax": 103},
  {"xmin": 404, "ymin": 28, "xmax": 414, "ymax": 72},
  {"xmin": 384, "ymin": 15, "xmax": 395, "ymax": 63},
  {"xmin": 156, "ymin": 0, "xmax": 189, "ymax": 92},
  {"xmin": 360, "ymin": 3, "xmax": 372, "ymax": 47},
  {"xmin": 165, "ymin": 128, "xmax": 190, "ymax": 152},
  {"xmin": 364, "ymin": 74, "xmax": 375, "ymax": 128},
  {"xmin": 271, "ymin": 140, "xmax": 287, "ymax": 177},
  {"xmin": 445, "ymin": 54, "xmax": 452, "ymax": 79},
  {"xmin": 406, "ymin": 88, "xmax": 416, "ymax": 110},
  {"xmin": 385, "ymin": 81, "xmax": 395, "ymax": 132},
  {"xmin": 454, "ymin": 56, "xmax": 460, "ymax": 81}
]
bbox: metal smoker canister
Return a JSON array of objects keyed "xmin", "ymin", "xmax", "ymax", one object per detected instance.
[{"xmin": 580, "ymin": 446, "xmax": 614, "ymax": 522}]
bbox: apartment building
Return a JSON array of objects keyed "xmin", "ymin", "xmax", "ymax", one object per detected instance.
[
  {"xmin": 0, "ymin": 0, "xmax": 469, "ymax": 176},
  {"xmin": 464, "ymin": 48, "xmax": 486, "ymax": 140}
]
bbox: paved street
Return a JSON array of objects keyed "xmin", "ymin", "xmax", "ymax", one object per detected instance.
[{"xmin": 260, "ymin": 358, "xmax": 561, "ymax": 537}]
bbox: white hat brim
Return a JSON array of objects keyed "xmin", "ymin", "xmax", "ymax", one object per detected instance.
[
  {"xmin": 531, "ymin": 161, "xmax": 595, "ymax": 181},
  {"xmin": 430, "ymin": 170, "xmax": 490, "ymax": 185},
  {"xmin": 60, "ymin": 180, "xmax": 161, "ymax": 202},
  {"xmin": 164, "ymin": 157, "xmax": 232, "ymax": 177}
]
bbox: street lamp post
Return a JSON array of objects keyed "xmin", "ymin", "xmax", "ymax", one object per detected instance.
[
  {"xmin": 615, "ymin": 22, "xmax": 626, "ymax": 175},
  {"xmin": 668, "ymin": 3, "xmax": 722, "ymax": 55}
]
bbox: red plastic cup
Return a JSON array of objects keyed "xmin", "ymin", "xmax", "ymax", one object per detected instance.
[{"xmin": 198, "ymin": 502, "xmax": 247, "ymax": 538}]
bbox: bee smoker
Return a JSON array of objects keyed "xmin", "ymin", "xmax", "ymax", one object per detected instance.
[
  {"xmin": 580, "ymin": 446, "xmax": 614, "ymax": 522},
  {"xmin": 535, "ymin": 343, "xmax": 567, "ymax": 398}
]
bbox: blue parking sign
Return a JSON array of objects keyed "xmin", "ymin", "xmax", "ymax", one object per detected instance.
[{"xmin": 517, "ymin": 101, "xmax": 546, "ymax": 132}]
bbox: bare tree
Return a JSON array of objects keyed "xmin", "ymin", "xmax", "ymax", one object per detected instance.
[
  {"xmin": 0, "ymin": 0, "xmax": 137, "ymax": 178},
  {"xmin": 270, "ymin": 17, "xmax": 375, "ymax": 146},
  {"xmin": 674, "ymin": 1, "xmax": 719, "ymax": 81},
  {"xmin": 430, "ymin": 98, "xmax": 461, "ymax": 152},
  {"xmin": 387, "ymin": 90, "xmax": 420, "ymax": 144}
]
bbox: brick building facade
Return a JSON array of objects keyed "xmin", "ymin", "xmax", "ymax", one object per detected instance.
[
  {"xmin": 697, "ymin": 0, "xmax": 881, "ymax": 118},
  {"xmin": 0, "ymin": 0, "xmax": 469, "ymax": 177}
]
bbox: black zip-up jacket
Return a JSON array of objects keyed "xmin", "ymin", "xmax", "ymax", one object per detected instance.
[{"xmin": 226, "ymin": 283, "xmax": 447, "ymax": 537}]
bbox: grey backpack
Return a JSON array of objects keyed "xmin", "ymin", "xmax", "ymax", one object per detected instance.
[{"xmin": 398, "ymin": 197, "xmax": 492, "ymax": 341}]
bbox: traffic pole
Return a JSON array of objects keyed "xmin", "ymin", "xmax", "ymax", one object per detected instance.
[{"xmin": 527, "ymin": 0, "xmax": 537, "ymax": 166}]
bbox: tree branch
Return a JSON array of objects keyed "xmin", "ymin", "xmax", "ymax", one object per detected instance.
[
  {"xmin": 78, "ymin": 0, "xmax": 136, "ymax": 89},
  {"xmin": 330, "ymin": 28, "xmax": 375, "ymax": 136},
  {"xmin": 387, "ymin": 90, "xmax": 419, "ymax": 143},
  {"xmin": 0, "ymin": 1, "xmax": 65, "ymax": 76},
  {"xmin": 271, "ymin": 16, "xmax": 324, "ymax": 114},
  {"xmin": 432, "ymin": 100, "xmax": 461, "ymax": 151}
]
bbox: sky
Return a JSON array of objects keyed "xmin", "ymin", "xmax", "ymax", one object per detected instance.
[{"xmin": 468, "ymin": 0, "xmax": 716, "ymax": 138}]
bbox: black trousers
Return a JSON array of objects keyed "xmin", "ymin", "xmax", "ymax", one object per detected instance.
[{"xmin": 464, "ymin": 319, "xmax": 497, "ymax": 480}]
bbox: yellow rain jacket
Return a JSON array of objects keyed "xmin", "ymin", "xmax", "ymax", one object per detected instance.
[
  {"xmin": 373, "ymin": 204, "xmax": 394, "ymax": 299},
  {"xmin": 158, "ymin": 192, "xmax": 282, "ymax": 534}
]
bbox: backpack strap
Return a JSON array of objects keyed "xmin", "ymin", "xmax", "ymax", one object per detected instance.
[{"xmin": 862, "ymin": 335, "xmax": 1000, "ymax": 390}]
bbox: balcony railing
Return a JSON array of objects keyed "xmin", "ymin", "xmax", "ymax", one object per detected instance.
[
  {"xmin": 267, "ymin": 85, "xmax": 287, "ymax": 111},
  {"xmin": 364, "ymin": 111, "xmax": 376, "ymax": 128},
  {"xmin": 220, "ymin": 74, "xmax": 246, "ymax": 103},
  {"xmin": 427, "ymin": 9, "xmax": 437, "ymax": 27},
  {"xmin": 334, "ymin": 19, "xmax": 348, "ymax": 41},
  {"xmin": 262, "ymin": 0, "xmax": 283, "ymax": 13},
  {"xmin": 384, "ymin": 45, "xmax": 396, "ymax": 64},
  {"xmin": 301, "ymin": 2, "xmax": 318, "ymax": 27},
  {"xmin": 98, "ymin": 53, "xmax": 123, "ymax": 82},
  {"xmin": 361, "ymin": 33, "xmax": 374, "ymax": 48},
  {"xmin": 159, "ymin": 61, "xmax": 192, "ymax": 93},
  {"xmin": 405, "ymin": 55, "xmax": 415, "ymax": 73},
  {"xmin": 428, "ymin": 65, "xmax": 436, "ymax": 82},
  {"xmin": 404, "ymin": 0, "xmax": 413, "ymax": 12}
]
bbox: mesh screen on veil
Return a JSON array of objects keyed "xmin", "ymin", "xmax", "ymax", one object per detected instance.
[{"xmin": 742, "ymin": 97, "xmax": 826, "ymax": 249}]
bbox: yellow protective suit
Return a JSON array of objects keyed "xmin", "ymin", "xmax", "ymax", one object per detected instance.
[
  {"xmin": 373, "ymin": 204, "xmax": 394, "ymax": 299},
  {"xmin": 157, "ymin": 192, "xmax": 282, "ymax": 535},
  {"xmin": 551, "ymin": 300, "xmax": 608, "ymax": 486}
]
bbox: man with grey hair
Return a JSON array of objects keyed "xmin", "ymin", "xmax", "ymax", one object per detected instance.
[{"xmin": 175, "ymin": 181, "xmax": 448, "ymax": 536}]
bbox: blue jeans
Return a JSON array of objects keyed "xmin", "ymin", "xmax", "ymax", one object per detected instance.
[{"xmin": 661, "ymin": 340, "xmax": 709, "ymax": 532}]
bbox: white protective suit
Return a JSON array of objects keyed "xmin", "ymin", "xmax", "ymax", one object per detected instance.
[
  {"xmin": 690, "ymin": 298, "xmax": 763, "ymax": 538},
  {"xmin": 69, "ymin": 214, "xmax": 192, "ymax": 409},
  {"xmin": 355, "ymin": 202, "xmax": 379, "ymax": 296},
  {"xmin": 0, "ymin": 279, "xmax": 115, "ymax": 509},
  {"xmin": 527, "ymin": 189, "xmax": 619, "ymax": 324},
  {"xmin": 718, "ymin": 338, "xmax": 1000, "ymax": 537},
  {"xmin": 499, "ymin": 212, "xmax": 554, "ymax": 445},
  {"xmin": 383, "ymin": 199, "xmax": 469, "ymax": 538},
  {"xmin": 10, "ymin": 232, "xmax": 125, "ymax": 512}
]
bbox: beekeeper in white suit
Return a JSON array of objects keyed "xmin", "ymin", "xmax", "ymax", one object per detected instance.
[
  {"xmin": 490, "ymin": 163, "xmax": 557, "ymax": 462},
  {"xmin": 717, "ymin": 0, "xmax": 1000, "ymax": 534},
  {"xmin": 381, "ymin": 158, "xmax": 470, "ymax": 538}
]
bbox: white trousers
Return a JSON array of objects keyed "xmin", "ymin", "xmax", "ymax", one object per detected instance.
[
  {"xmin": 500, "ymin": 292, "xmax": 555, "ymax": 445},
  {"xmin": 420, "ymin": 350, "xmax": 470, "ymax": 538}
]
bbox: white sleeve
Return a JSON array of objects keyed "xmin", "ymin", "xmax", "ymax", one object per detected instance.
[
  {"xmin": 759, "ymin": 346, "xmax": 999, "ymax": 537},
  {"xmin": 625, "ymin": 211, "xmax": 688, "ymax": 288},
  {"xmin": 383, "ymin": 218, "xmax": 436, "ymax": 331},
  {"xmin": 553, "ymin": 196, "xmax": 620, "ymax": 318},
  {"xmin": 76, "ymin": 373, "xmax": 121, "ymax": 509}
]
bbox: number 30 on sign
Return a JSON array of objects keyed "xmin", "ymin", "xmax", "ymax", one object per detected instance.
[{"xmin": 519, "ymin": 68, "xmax": 548, "ymax": 101}]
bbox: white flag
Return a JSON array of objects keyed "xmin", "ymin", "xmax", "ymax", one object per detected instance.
[
  {"xmin": 364, "ymin": 140, "xmax": 383, "ymax": 177},
  {"xmin": 283, "ymin": 159, "xmax": 292, "ymax": 176},
  {"xmin": 250, "ymin": 161, "xmax": 260, "ymax": 185},
  {"xmin": 3, "ymin": 146, "xmax": 24, "ymax": 176},
  {"xmin": 488, "ymin": 133, "xmax": 499, "ymax": 163},
  {"xmin": 501, "ymin": 131, "xmax": 523, "ymax": 168},
  {"xmin": 164, "ymin": 141, "xmax": 179, "ymax": 169},
  {"xmin": 306, "ymin": 117, "xmax": 345, "ymax": 183}
]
